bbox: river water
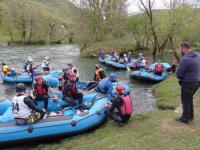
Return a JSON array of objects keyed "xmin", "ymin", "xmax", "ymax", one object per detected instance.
[{"xmin": 0, "ymin": 44, "xmax": 158, "ymax": 114}]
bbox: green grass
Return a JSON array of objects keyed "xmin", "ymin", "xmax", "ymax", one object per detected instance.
[
  {"xmin": 80, "ymin": 39, "xmax": 138, "ymax": 57},
  {"xmin": 153, "ymin": 75, "xmax": 181, "ymax": 110},
  {"xmin": 6, "ymin": 75, "xmax": 200, "ymax": 150}
]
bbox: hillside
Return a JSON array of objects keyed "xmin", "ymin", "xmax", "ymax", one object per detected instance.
[{"xmin": 0, "ymin": 0, "xmax": 75, "ymax": 43}]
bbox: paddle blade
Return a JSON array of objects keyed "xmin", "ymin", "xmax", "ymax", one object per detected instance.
[{"xmin": 127, "ymin": 67, "xmax": 131, "ymax": 72}]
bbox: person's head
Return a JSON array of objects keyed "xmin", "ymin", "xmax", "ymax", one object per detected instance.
[
  {"xmin": 95, "ymin": 64, "xmax": 100, "ymax": 70},
  {"xmin": 35, "ymin": 75, "xmax": 43, "ymax": 85},
  {"xmin": 69, "ymin": 73, "xmax": 76, "ymax": 81},
  {"xmin": 62, "ymin": 68, "xmax": 68, "ymax": 72},
  {"xmin": 139, "ymin": 53, "xmax": 143, "ymax": 56},
  {"xmin": 27, "ymin": 56, "xmax": 33, "ymax": 62},
  {"xmin": 180, "ymin": 42, "xmax": 192, "ymax": 56},
  {"xmin": 109, "ymin": 73, "xmax": 117, "ymax": 82},
  {"xmin": 2, "ymin": 63, "xmax": 6, "ymax": 66},
  {"xmin": 172, "ymin": 59, "xmax": 178, "ymax": 64},
  {"xmin": 16, "ymin": 83, "xmax": 26, "ymax": 94},
  {"xmin": 157, "ymin": 60, "xmax": 161, "ymax": 63},
  {"xmin": 67, "ymin": 63, "xmax": 73, "ymax": 69}
]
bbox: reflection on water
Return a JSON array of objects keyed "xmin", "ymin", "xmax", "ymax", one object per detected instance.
[{"xmin": 0, "ymin": 44, "xmax": 158, "ymax": 114}]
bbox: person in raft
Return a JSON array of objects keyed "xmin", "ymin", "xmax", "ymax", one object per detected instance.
[
  {"xmin": 95, "ymin": 73, "xmax": 117, "ymax": 96},
  {"xmin": 62, "ymin": 73, "xmax": 84, "ymax": 113},
  {"xmin": 24, "ymin": 56, "xmax": 34, "ymax": 73},
  {"xmin": 12, "ymin": 83, "xmax": 46, "ymax": 125},
  {"xmin": 86, "ymin": 64, "xmax": 106, "ymax": 91},
  {"xmin": 105, "ymin": 85, "xmax": 133, "ymax": 127},
  {"xmin": 2, "ymin": 63, "xmax": 11, "ymax": 76},
  {"xmin": 41, "ymin": 56, "xmax": 53, "ymax": 73},
  {"xmin": 30, "ymin": 76, "xmax": 55, "ymax": 113},
  {"xmin": 67, "ymin": 63, "xmax": 80, "ymax": 82},
  {"xmin": 154, "ymin": 60, "xmax": 165, "ymax": 75}
]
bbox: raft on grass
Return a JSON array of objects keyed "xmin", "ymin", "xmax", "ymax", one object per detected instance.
[{"xmin": 0, "ymin": 92, "xmax": 109, "ymax": 145}]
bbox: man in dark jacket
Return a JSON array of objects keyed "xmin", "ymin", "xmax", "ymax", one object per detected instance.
[{"xmin": 176, "ymin": 42, "xmax": 200, "ymax": 124}]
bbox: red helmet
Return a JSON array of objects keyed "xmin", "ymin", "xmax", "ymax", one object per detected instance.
[
  {"xmin": 69, "ymin": 73, "xmax": 76, "ymax": 78},
  {"xmin": 35, "ymin": 75, "xmax": 42, "ymax": 82},
  {"xmin": 116, "ymin": 85, "xmax": 124, "ymax": 94}
]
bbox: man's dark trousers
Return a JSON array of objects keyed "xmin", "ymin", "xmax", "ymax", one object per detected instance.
[{"xmin": 181, "ymin": 82, "xmax": 199, "ymax": 122}]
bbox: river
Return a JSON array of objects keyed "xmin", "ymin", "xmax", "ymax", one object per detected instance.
[{"xmin": 0, "ymin": 44, "xmax": 159, "ymax": 114}]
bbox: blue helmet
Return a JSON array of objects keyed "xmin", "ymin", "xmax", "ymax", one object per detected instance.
[{"xmin": 109, "ymin": 73, "xmax": 117, "ymax": 80}]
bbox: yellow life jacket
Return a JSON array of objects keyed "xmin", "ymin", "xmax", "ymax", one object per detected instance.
[{"xmin": 2, "ymin": 65, "xmax": 10, "ymax": 75}]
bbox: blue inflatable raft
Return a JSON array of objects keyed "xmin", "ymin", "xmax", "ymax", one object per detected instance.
[
  {"xmin": 1, "ymin": 70, "xmax": 61, "ymax": 87},
  {"xmin": 98, "ymin": 55, "xmax": 111, "ymax": 64},
  {"xmin": 76, "ymin": 81, "xmax": 130, "ymax": 96},
  {"xmin": 0, "ymin": 92, "xmax": 109, "ymax": 145},
  {"xmin": 130, "ymin": 69, "xmax": 168, "ymax": 82},
  {"xmin": 105, "ymin": 60, "xmax": 136, "ymax": 69}
]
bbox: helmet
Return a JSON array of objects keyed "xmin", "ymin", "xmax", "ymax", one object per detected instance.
[
  {"xmin": 35, "ymin": 75, "xmax": 43, "ymax": 82},
  {"xmin": 2, "ymin": 63, "xmax": 6, "ymax": 66},
  {"xmin": 139, "ymin": 53, "xmax": 143, "ymax": 56},
  {"xmin": 116, "ymin": 85, "xmax": 124, "ymax": 94},
  {"xmin": 109, "ymin": 73, "xmax": 117, "ymax": 80},
  {"xmin": 69, "ymin": 73, "xmax": 76, "ymax": 78},
  {"xmin": 27, "ymin": 56, "xmax": 33, "ymax": 62},
  {"xmin": 16, "ymin": 83, "xmax": 26, "ymax": 92},
  {"xmin": 62, "ymin": 68, "xmax": 68, "ymax": 72},
  {"xmin": 44, "ymin": 56, "xmax": 49, "ymax": 60}
]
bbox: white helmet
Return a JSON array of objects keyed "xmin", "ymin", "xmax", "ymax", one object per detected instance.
[{"xmin": 27, "ymin": 56, "xmax": 33, "ymax": 62}]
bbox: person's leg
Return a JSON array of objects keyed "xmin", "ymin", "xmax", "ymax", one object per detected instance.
[
  {"xmin": 77, "ymin": 93, "xmax": 83, "ymax": 109},
  {"xmin": 189, "ymin": 84, "xmax": 199, "ymax": 120},
  {"xmin": 26, "ymin": 112, "xmax": 45, "ymax": 124},
  {"xmin": 43, "ymin": 95, "xmax": 49, "ymax": 111},
  {"xmin": 87, "ymin": 82, "xmax": 98, "ymax": 91},
  {"xmin": 181, "ymin": 83, "xmax": 199, "ymax": 122}
]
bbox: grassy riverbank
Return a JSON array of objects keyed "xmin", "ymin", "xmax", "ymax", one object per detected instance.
[
  {"xmin": 8, "ymin": 75, "xmax": 200, "ymax": 150},
  {"xmin": 80, "ymin": 39, "xmax": 144, "ymax": 57}
]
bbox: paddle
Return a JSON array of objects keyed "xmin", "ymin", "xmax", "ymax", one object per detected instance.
[{"xmin": 126, "ymin": 67, "xmax": 131, "ymax": 73}]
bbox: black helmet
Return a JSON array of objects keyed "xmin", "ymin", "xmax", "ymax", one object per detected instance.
[
  {"xmin": 2, "ymin": 63, "xmax": 6, "ymax": 66},
  {"xmin": 16, "ymin": 83, "xmax": 26, "ymax": 92}
]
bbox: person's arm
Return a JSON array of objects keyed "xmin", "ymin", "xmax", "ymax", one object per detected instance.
[
  {"xmin": 176, "ymin": 58, "xmax": 187, "ymax": 79},
  {"xmin": 48, "ymin": 87, "xmax": 54, "ymax": 95},
  {"xmin": 24, "ymin": 96, "xmax": 44, "ymax": 113},
  {"xmin": 108, "ymin": 82, "xmax": 114, "ymax": 96}
]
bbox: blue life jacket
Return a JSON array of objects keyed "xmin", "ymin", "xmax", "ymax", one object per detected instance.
[{"xmin": 97, "ymin": 77, "xmax": 113, "ymax": 96}]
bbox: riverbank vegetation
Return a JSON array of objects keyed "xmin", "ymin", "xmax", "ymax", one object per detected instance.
[
  {"xmin": 0, "ymin": 0, "xmax": 75, "ymax": 44},
  {"xmin": 10, "ymin": 75, "xmax": 200, "ymax": 150},
  {"xmin": 1, "ymin": 0, "xmax": 200, "ymax": 58},
  {"xmin": 71, "ymin": 0, "xmax": 200, "ymax": 59}
]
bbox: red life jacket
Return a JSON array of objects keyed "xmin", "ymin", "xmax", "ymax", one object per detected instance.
[
  {"xmin": 120, "ymin": 95, "xmax": 133, "ymax": 115},
  {"xmin": 133, "ymin": 63, "xmax": 136, "ymax": 69},
  {"xmin": 34, "ymin": 83, "xmax": 48, "ymax": 96},
  {"xmin": 155, "ymin": 64, "xmax": 164, "ymax": 73},
  {"xmin": 145, "ymin": 59, "xmax": 149, "ymax": 66}
]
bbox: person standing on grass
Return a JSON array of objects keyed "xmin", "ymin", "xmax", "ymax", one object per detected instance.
[{"xmin": 176, "ymin": 42, "xmax": 200, "ymax": 124}]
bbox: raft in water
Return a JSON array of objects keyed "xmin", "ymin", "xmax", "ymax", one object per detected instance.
[{"xmin": 130, "ymin": 69, "xmax": 168, "ymax": 82}]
